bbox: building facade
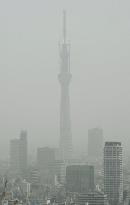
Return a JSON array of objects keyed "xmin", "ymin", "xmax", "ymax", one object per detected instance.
[
  {"xmin": 88, "ymin": 128, "xmax": 103, "ymax": 160},
  {"xmin": 10, "ymin": 139, "xmax": 20, "ymax": 172},
  {"xmin": 75, "ymin": 192, "xmax": 108, "ymax": 205},
  {"xmin": 104, "ymin": 142, "xmax": 123, "ymax": 205},
  {"xmin": 37, "ymin": 147, "xmax": 55, "ymax": 185},
  {"xmin": 19, "ymin": 130, "xmax": 28, "ymax": 172},
  {"xmin": 66, "ymin": 165, "xmax": 94, "ymax": 193},
  {"xmin": 10, "ymin": 130, "xmax": 28, "ymax": 174}
]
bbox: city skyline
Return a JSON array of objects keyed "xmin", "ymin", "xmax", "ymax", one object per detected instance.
[
  {"xmin": 0, "ymin": 1, "xmax": 130, "ymax": 204},
  {"xmin": 0, "ymin": 0, "xmax": 130, "ymax": 157}
]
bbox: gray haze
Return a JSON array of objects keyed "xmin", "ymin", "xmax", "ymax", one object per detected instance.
[{"xmin": 0, "ymin": 0, "xmax": 130, "ymax": 157}]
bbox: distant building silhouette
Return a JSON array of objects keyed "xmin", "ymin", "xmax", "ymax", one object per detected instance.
[
  {"xmin": 37, "ymin": 147, "xmax": 55, "ymax": 170},
  {"xmin": 104, "ymin": 142, "xmax": 123, "ymax": 205},
  {"xmin": 37, "ymin": 147, "xmax": 55, "ymax": 185},
  {"xmin": 19, "ymin": 130, "xmax": 28, "ymax": 172},
  {"xmin": 88, "ymin": 128, "xmax": 103, "ymax": 159},
  {"xmin": 66, "ymin": 165, "xmax": 94, "ymax": 193},
  {"xmin": 58, "ymin": 11, "xmax": 72, "ymax": 160},
  {"xmin": 10, "ymin": 130, "xmax": 28, "ymax": 174},
  {"xmin": 10, "ymin": 139, "xmax": 20, "ymax": 172}
]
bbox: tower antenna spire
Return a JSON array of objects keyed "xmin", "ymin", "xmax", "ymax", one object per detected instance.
[
  {"xmin": 59, "ymin": 11, "xmax": 72, "ymax": 160},
  {"xmin": 63, "ymin": 10, "xmax": 67, "ymax": 43}
]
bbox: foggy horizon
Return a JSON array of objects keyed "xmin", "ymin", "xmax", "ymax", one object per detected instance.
[{"xmin": 0, "ymin": 0, "xmax": 130, "ymax": 157}]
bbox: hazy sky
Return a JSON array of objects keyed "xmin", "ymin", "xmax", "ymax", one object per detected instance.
[{"xmin": 0, "ymin": 0, "xmax": 130, "ymax": 157}]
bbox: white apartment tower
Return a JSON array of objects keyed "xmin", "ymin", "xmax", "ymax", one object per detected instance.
[{"xmin": 104, "ymin": 142, "xmax": 123, "ymax": 205}]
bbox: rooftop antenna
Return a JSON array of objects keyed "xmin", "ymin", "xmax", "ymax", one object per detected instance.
[{"xmin": 63, "ymin": 10, "xmax": 67, "ymax": 44}]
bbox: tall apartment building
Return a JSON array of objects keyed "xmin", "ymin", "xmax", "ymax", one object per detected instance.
[
  {"xmin": 104, "ymin": 142, "xmax": 123, "ymax": 205},
  {"xmin": 66, "ymin": 165, "xmax": 94, "ymax": 193},
  {"xmin": 88, "ymin": 128, "xmax": 103, "ymax": 159}
]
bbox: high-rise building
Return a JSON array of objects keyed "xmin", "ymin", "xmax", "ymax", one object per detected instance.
[
  {"xmin": 10, "ymin": 139, "xmax": 20, "ymax": 172},
  {"xmin": 88, "ymin": 128, "xmax": 103, "ymax": 159},
  {"xmin": 37, "ymin": 147, "xmax": 55, "ymax": 185},
  {"xmin": 66, "ymin": 165, "xmax": 94, "ymax": 193},
  {"xmin": 37, "ymin": 147, "xmax": 55, "ymax": 170},
  {"xmin": 104, "ymin": 142, "xmax": 123, "ymax": 205},
  {"xmin": 19, "ymin": 130, "xmax": 28, "ymax": 172},
  {"xmin": 58, "ymin": 11, "xmax": 72, "ymax": 160},
  {"xmin": 10, "ymin": 130, "xmax": 28, "ymax": 174}
]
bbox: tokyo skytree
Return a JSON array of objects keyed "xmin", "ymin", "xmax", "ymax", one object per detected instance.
[{"xmin": 58, "ymin": 11, "xmax": 72, "ymax": 160}]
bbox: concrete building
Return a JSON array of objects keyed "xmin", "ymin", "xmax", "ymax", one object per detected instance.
[
  {"xmin": 66, "ymin": 165, "xmax": 94, "ymax": 193},
  {"xmin": 104, "ymin": 142, "xmax": 123, "ymax": 205},
  {"xmin": 88, "ymin": 128, "xmax": 103, "ymax": 160}
]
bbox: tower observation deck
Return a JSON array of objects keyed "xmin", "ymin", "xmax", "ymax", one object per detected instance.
[{"xmin": 58, "ymin": 11, "xmax": 72, "ymax": 160}]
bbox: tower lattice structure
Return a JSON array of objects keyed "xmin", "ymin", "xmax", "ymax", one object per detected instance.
[{"xmin": 58, "ymin": 11, "xmax": 72, "ymax": 160}]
